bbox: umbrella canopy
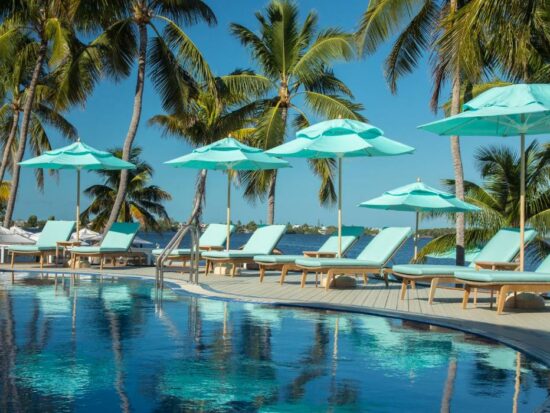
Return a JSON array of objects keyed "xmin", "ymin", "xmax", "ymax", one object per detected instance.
[
  {"xmin": 359, "ymin": 180, "xmax": 480, "ymax": 259},
  {"xmin": 268, "ymin": 118, "xmax": 414, "ymax": 256},
  {"xmin": 419, "ymin": 84, "xmax": 550, "ymax": 270},
  {"xmin": 166, "ymin": 137, "xmax": 290, "ymax": 249},
  {"xmin": 0, "ymin": 226, "xmax": 35, "ymax": 245},
  {"xmin": 19, "ymin": 139, "xmax": 136, "ymax": 241}
]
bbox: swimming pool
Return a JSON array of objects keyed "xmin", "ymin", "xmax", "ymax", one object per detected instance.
[{"xmin": 0, "ymin": 273, "xmax": 548, "ymax": 412}]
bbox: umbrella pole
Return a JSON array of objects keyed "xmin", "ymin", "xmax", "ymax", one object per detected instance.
[
  {"xmin": 414, "ymin": 211, "xmax": 419, "ymax": 261},
  {"xmin": 76, "ymin": 169, "xmax": 80, "ymax": 242},
  {"xmin": 338, "ymin": 158, "xmax": 342, "ymax": 257},
  {"xmin": 520, "ymin": 133, "xmax": 525, "ymax": 271},
  {"xmin": 226, "ymin": 171, "xmax": 231, "ymax": 251}
]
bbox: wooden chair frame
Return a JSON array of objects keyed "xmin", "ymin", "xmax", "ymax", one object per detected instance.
[
  {"xmin": 71, "ymin": 250, "xmax": 145, "ymax": 270},
  {"xmin": 395, "ymin": 260, "xmax": 520, "ymax": 304},
  {"xmin": 462, "ymin": 281, "xmax": 550, "ymax": 314},
  {"xmin": 9, "ymin": 249, "xmax": 57, "ymax": 269},
  {"xmin": 256, "ymin": 251, "xmax": 337, "ymax": 284}
]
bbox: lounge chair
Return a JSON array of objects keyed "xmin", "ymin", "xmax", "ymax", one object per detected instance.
[
  {"xmin": 152, "ymin": 223, "xmax": 235, "ymax": 264},
  {"xmin": 203, "ymin": 225, "xmax": 286, "ymax": 277},
  {"xmin": 456, "ymin": 254, "xmax": 550, "ymax": 314},
  {"xmin": 8, "ymin": 220, "xmax": 75, "ymax": 269},
  {"xmin": 392, "ymin": 228, "xmax": 537, "ymax": 304},
  {"xmin": 295, "ymin": 227, "xmax": 412, "ymax": 290},
  {"xmin": 70, "ymin": 222, "xmax": 140, "ymax": 269},
  {"xmin": 254, "ymin": 226, "xmax": 364, "ymax": 283}
]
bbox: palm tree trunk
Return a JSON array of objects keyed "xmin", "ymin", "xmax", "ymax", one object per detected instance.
[
  {"xmin": 0, "ymin": 108, "xmax": 20, "ymax": 184},
  {"xmin": 188, "ymin": 169, "xmax": 208, "ymax": 225},
  {"xmin": 449, "ymin": 0, "xmax": 465, "ymax": 266},
  {"xmin": 266, "ymin": 106, "xmax": 288, "ymax": 225},
  {"xmin": 104, "ymin": 23, "xmax": 147, "ymax": 234},
  {"xmin": 3, "ymin": 38, "xmax": 48, "ymax": 227}
]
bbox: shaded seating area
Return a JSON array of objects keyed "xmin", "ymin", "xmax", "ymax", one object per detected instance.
[
  {"xmin": 8, "ymin": 221, "xmax": 75, "ymax": 269},
  {"xmin": 457, "ymin": 255, "xmax": 550, "ymax": 314},
  {"xmin": 392, "ymin": 228, "xmax": 537, "ymax": 304},
  {"xmin": 70, "ymin": 222, "xmax": 140, "ymax": 270},
  {"xmin": 253, "ymin": 226, "xmax": 364, "ymax": 283},
  {"xmin": 203, "ymin": 225, "xmax": 286, "ymax": 277},
  {"xmin": 295, "ymin": 227, "xmax": 412, "ymax": 290}
]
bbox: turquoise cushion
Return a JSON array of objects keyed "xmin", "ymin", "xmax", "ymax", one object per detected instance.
[
  {"xmin": 455, "ymin": 270, "xmax": 550, "ymax": 283},
  {"xmin": 152, "ymin": 248, "xmax": 191, "ymax": 256},
  {"xmin": 8, "ymin": 245, "xmax": 53, "ymax": 252},
  {"xmin": 203, "ymin": 251, "xmax": 257, "ymax": 259},
  {"xmin": 318, "ymin": 226, "xmax": 363, "ymax": 254},
  {"xmin": 356, "ymin": 227, "xmax": 412, "ymax": 265},
  {"xmin": 296, "ymin": 258, "xmax": 381, "ymax": 268},
  {"xmin": 101, "ymin": 222, "xmax": 139, "ymax": 250},
  {"xmin": 241, "ymin": 225, "xmax": 286, "ymax": 254},
  {"xmin": 392, "ymin": 264, "xmax": 466, "ymax": 276},
  {"xmin": 469, "ymin": 227, "xmax": 537, "ymax": 267},
  {"xmin": 254, "ymin": 255, "xmax": 305, "ymax": 264},
  {"xmin": 36, "ymin": 220, "xmax": 75, "ymax": 248},
  {"xmin": 72, "ymin": 246, "xmax": 128, "ymax": 254},
  {"xmin": 199, "ymin": 223, "xmax": 235, "ymax": 247}
]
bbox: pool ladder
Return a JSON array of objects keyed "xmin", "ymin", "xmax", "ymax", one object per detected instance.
[{"xmin": 155, "ymin": 223, "xmax": 201, "ymax": 289}]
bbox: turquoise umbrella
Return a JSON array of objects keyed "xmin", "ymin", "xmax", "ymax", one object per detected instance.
[
  {"xmin": 419, "ymin": 83, "xmax": 550, "ymax": 270},
  {"xmin": 268, "ymin": 118, "xmax": 414, "ymax": 256},
  {"xmin": 19, "ymin": 139, "xmax": 135, "ymax": 240},
  {"xmin": 165, "ymin": 137, "xmax": 290, "ymax": 249},
  {"xmin": 359, "ymin": 179, "xmax": 480, "ymax": 259}
]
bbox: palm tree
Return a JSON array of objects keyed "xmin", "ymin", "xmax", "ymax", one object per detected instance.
[
  {"xmin": 356, "ymin": 0, "xmax": 470, "ymax": 264},
  {"xmin": 149, "ymin": 70, "xmax": 266, "ymax": 224},
  {"xmin": 230, "ymin": 0, "xmax": 364, "ymax": 224},
  {"xmin": 419, "ymin": 141, "xmax": 550, "ymax": 262},
  {"xmin": 80, "ymin": 147, "xmax": 171, "ymax": 232},
  {"xmin": 0, "ymin": 0, "xmax": 82, "ymax": 227},
  {"xmin": 97, "ymin": 0, "xmax": 217, "ymax": 234}
]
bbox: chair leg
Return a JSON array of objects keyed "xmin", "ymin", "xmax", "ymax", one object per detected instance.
[
  {"xmin": 39, "ymin": 253, "xmax": 44, "ymax": 269},
  {"xmin": 400, "ymin": 279, "xmax": 408, "ymax": 300},
  {"xmin": 100, "ymin": 256, "xmax": 104, "ymax": 271},
  {"xmin": 411, "ymin": 280, "xmax": 416, "ymax": 289},
  {"xmin": 383, "ymin": 273, "xmax": 389, "ymax": 288},
  {"xmin": 10, "ymin": 252, "xmax": 14, "ymax": 269},
  {"xmin": 300, "ymin": 270, "xmax": 307, "ymax": 288},
  {"xmin": 473, "ymin": 288, "xmax": 478, "ymax": 307},
  {"xmin": 325, "ymin": 270, "xmax": 334, "ymax": 291},
  {"xmin": 205, "ymin": 260, "xmax": 211, "ymax": 276},
  {"xmin": 363, "ymin": 273, "xmax": 368, "ymax": 285},
  {"xmin": 230, "ymin": 263, "xmax": 237, "ymax": 277},
  {"xmin": 462, "ymin": 286, "xmax": 471, "ymax": 309},
  {"xmin": 428, "ymin": 278, "xmax": 439, "ymax": 305},
  {"xmin": 497, "ymin": 285, "xmax": 510, "ymax": 314},
  {"xmin": 280, "ymin": 265, "xmax": 288, "ymax": 285},
  {"xmin": 259, "ymin": 265, "xmax": 265, "ymax": 283}
]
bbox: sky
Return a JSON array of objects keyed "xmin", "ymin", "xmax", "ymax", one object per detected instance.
[{"xmin": 14, "ymin": 0, "xmax": 532, "ymax": 229}]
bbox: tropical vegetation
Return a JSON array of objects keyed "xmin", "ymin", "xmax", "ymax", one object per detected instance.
[
  {"xmin": 80, "ymin": 147, "xmax": 171, "ymax": 232},
  {"xmin": 419, "ymin": 141, "xmax": 550, "ymax": 262}
]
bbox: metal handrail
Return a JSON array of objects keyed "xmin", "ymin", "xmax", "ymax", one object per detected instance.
[{"xmin": 155, "ymin": 223, "xmax": 200, "ymax": 288}]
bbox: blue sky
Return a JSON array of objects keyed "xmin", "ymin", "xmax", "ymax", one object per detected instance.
[{"xmin": 15, "ymin": 0, "xmax": 530, "ymax": 228}]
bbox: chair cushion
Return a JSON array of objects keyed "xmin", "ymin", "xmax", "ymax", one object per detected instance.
[
  {"xmin": 152, "ymin": 248, "xmax": 191, "ymax": 256},
  {"xmin": 72, "ymin": 246, "xmax": 128, "ymax": 254},
  {"xmin": 455, "ymin": 270, "xmax": 550, "ymax": 283},
  {"xmin": 295, "ymin": 258, "xmax": 381, "ymax": 268},
  {"xmin": 318, "ymin": 226, "xmax": 363, "ymax": 254},
  {"xmin": 392, "ymin": 264, "xmax": 467, "ymax": 276},
  {"xmin": 356, "ymin": 227, "xmax": 412, "ymax": 266},
  {"xmin": 8, "ymin": 245, "xmax": 53, "ymax": 252},
  {"xmin": 241, "ymin": 225, "xmax": 286, "ymax": 254},
  {"xmin": 101, "ymin": 222, "xmax": 139, "ymax": 250},
  {"xmin": 36, "ymin": 220, "xmax": 75, "ymax": 248},
  {"xmin": 199, "ymin": 223, "xmax": 234, "ymax": 247},
  {"xmin": 203, "ymin": 250, "xmax": 257, "ymax": 259},
  {"xmin": 254, "ymin": 255, "xmax": 305, "ymax": 264}
]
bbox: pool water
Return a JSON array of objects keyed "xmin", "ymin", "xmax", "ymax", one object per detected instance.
[{"xmin": 0, "ymin": 274, "xmax": 548, "ymax": 412}]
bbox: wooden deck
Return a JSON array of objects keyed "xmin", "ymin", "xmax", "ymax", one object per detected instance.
[{"xmin": 2, "ymin": 262, "xmax": 550, "ymax": 369}]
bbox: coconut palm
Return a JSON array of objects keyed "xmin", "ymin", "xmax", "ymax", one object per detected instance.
[
  {"xmin": 230, "ymin": 0, "xmax": 364, "ymax": 224},
  {"xmin": 97, "ymin": 0, "xmax": 217, "ymax": 234},
  {"xmin": 149, "ymin": 70, "xmax": 266, "ymax": 224},
  {"xmin": 0, "ymin": 0, "xmax": 83, "ymax": 227},
  {"xmin": 80, "ymin": 147, "xmax": 171, "ymax": 232},
  {"xmin": 419, "ymin": 141, "xmax": 550, "ymax": 262}
]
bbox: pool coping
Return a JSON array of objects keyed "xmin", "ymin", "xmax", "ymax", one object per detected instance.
[{"xmin": 5, "ymin": 268, "xmax": 550, "ymax": 412}]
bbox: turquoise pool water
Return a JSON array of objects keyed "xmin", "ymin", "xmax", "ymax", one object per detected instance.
[{"xmin": 0, "ymin": 273, "xmax": 548, "ymax": 412}]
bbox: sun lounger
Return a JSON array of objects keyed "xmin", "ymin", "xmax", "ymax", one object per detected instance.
[
  {"xmin": 70, "ymin": 222, "xmax": 140, "ymax": 269},
  {"xmin": 202, "ymin": 225, "xmax": 286, "ymax": 277},
  {"xmin": 253, "ymin": 226, "xmax": 364, "ymax": 283},
  {"xmin": 392, "ymin": 228, "xmax": 537, "ymax": 304},
  {"xmin": 152, "ymin": 223, "xmax": 235, "ymax": 263},
  {"xmin": 295, "ymin": 227, "xmax": 412, "ymax": 290},
  {"xmin": 456, "ymin": 255, "xmax": 550, "ymax": 314},
  {"xmin": 8, "ymin": 220, "xmax": 76, "ymax": 269}
]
